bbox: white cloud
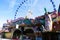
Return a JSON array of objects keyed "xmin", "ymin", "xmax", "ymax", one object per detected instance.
[
  {"xmin": 0, "ymin": 20, "xmax": 7, "ymax": 30},
  {"xmin": 0, "ymin": 16, "xmax": 7, "ymax": 30}
]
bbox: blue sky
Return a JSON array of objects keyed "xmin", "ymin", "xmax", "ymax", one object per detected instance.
[{"xmin": 0, "ymin": 0, "xmax": 60, "ymax": 29}]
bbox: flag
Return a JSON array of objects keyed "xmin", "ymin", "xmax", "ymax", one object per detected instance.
[
  {"xmin": 58, "ymin": 4, "xmax": 60, "ymax": 16},
  {"xmin": 44, "ymin": 8, "xmax": 47, "ymax": 13}
]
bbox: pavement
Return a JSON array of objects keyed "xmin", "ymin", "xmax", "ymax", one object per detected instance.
[{"xmin": 0, "ymin": 39, "xmax": 10, "ymax": 40}]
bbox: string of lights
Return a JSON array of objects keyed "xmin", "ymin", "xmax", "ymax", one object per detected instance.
[{"xmin": 14, "ymin": 0, "xmax": 28, "ymax": 19}]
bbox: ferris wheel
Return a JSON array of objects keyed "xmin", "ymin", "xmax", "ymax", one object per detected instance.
[
  {"xmin": 14, "ymin": 0, "xmax": 57, "ymax": 20},
  {"xmin": 14, "ymin": 0, "xmax": 38, "ymax": 19}
]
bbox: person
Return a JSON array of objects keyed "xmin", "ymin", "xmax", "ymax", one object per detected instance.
[
  {"xmin": 36, "ymin": 36, "xmax": 42, "ymax": 40},
  {"xmin": 24, "ymin": 36, "xmax": 31, "ymax": 40}
]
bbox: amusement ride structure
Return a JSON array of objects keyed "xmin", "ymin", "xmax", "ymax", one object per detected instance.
[{"xmin": 1, "ymin": 0, "xmax": 60, "ymax": 40}]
